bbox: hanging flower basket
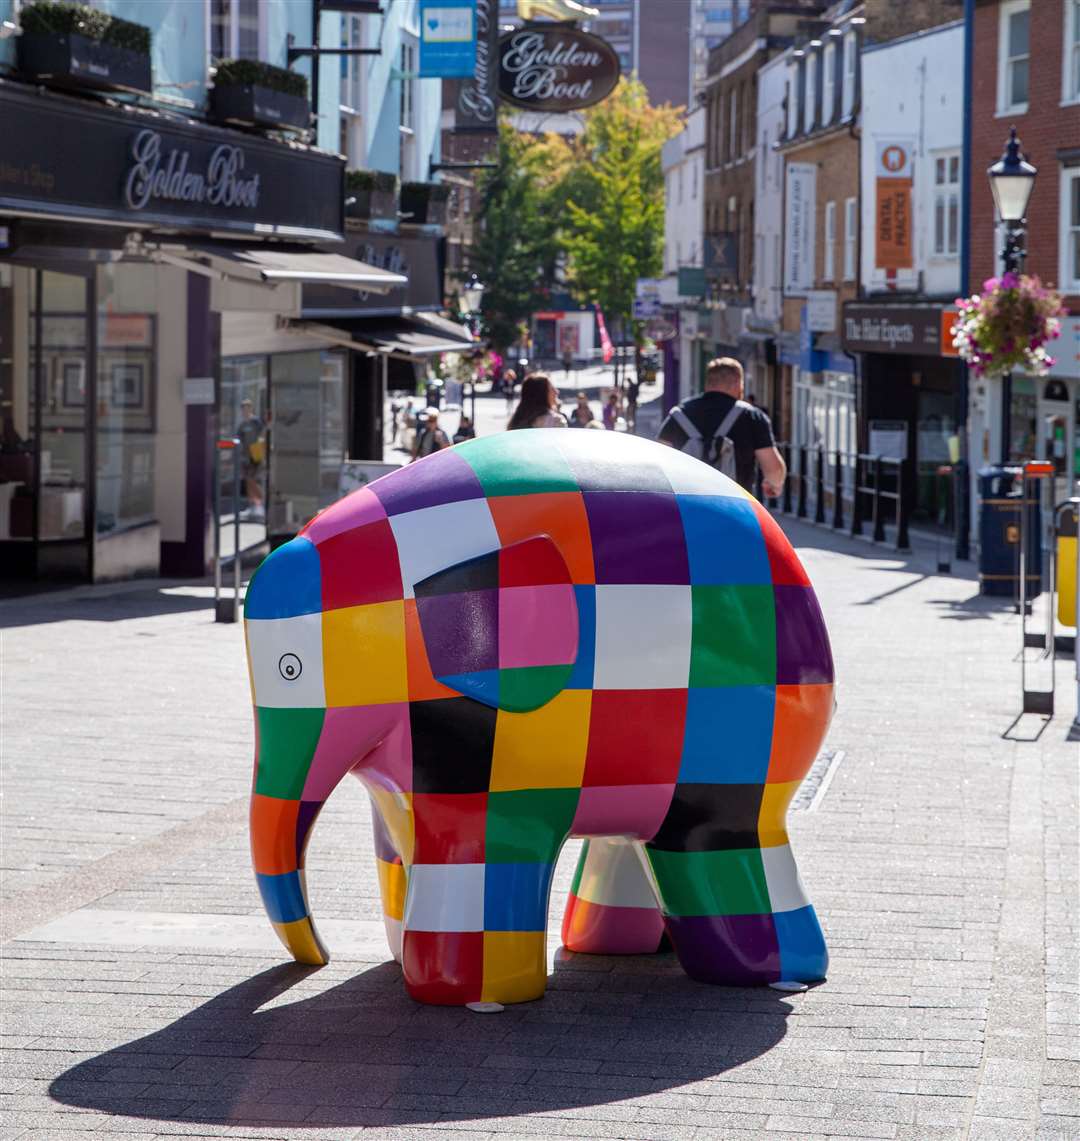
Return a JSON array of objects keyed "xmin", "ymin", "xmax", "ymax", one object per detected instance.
[{"xmin": 951, "ymin": 273, "xmax": 1065, "ymax": 378}]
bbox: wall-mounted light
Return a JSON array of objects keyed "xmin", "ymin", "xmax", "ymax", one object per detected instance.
[
  {"xmin": 827, "ymin": 27, "xmax": 843, "ymax": 36},
  {"xmin": 809, "ymin": 39, "xmax": 822, "ymax": 48},
  {"xmin": 849, "ymin": 16, "xmax": 866, "ymax": 25}
]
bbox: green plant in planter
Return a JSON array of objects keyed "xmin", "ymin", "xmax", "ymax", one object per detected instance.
[
  {"xmin": 19, "ymin": 1, "xmax": 151, "ymax": 54},
  {"xmin": 212, "ymin": 58, "xmax": 308, "ymax": 100},
  {"xmin": 401, "ymin": 181, "xmax": 451, "ymax": 204},
  {"xmin": 345, "ymin": 170, "xmax": 400, "ymax": 194}
]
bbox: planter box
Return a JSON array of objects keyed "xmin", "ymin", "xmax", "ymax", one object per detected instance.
[
  {"xmin": 210, "ymin": 83, "xmax": 310, "ymax": 132},
  {"xmin": 400, "ymin": 186, "xmax": 448, "ymax": 227},
  {"xmin": 346, "ymin": 188, "xmax": 398, "ymax": 221},
  {"xmin": 17, "ymin": 31, "xmax": 152, "ymax": 95}
]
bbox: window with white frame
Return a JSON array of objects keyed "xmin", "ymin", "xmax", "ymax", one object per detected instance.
[
  {"xmin": 842, "ymin": 31, "xmax": 856, "ymax": 117},
  {"xmin": 1065, "ymin": 0, "xmax": 1080, "ymax": 104},
  {"xmin": 1061, "ymin": 167, "xmax": 1080, "ymax": 291},
  {"xmin": 691, "ymin": 159, "xmax": 698, "ymax": 200},
  {"xmin": 822, "ymin": 42, "xmax": 836, "ymax": 124},
  {"xmin": 786, "ymin": 73, "xmax": 797, "ymax": 138},
  {"xmin": 678, "ymin": 165, "xmax": 684, "ymax": 203},
  {"xmin": 824, "ymin": 200, "xmax": 836, "ymax": 280},
  {"xmin": 843, "ymin": 197, "xmax": 857, "ymax": 280},
  {"xmin": 729, "ymin": 86, "xmax": 738, "ymax": 159},
  {"xmin": 804, "ymin": 51, "xmax": 817, "ymax": 131},
  {"xmin": 211, "ymin": 0, "xmax": 261, "ymax": 60},
  {"xmin": 399, "ymin": 37, "xmax": 418, "ymax": 180},
  {"xmin": 933, "ymin": 152, "xmax": 961, "ymax": 257},
  {"xmin": 998, "ymin": 0, "xmax": 1030, "ymax": 113}
]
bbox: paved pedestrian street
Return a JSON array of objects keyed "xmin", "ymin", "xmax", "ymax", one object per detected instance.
[{"xmin": 1, "ymin": 519, "xmax": 1077, "ymax": 1141}]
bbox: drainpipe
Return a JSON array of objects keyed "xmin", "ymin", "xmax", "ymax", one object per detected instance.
[{"xmin": 954, "ymin": 0, "xmax": 974, "ymax": 561}]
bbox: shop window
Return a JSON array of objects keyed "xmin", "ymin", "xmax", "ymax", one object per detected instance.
[
  {"xmin": 933, "ymin": 152, "xmax": 961, "ymax": 257},
  {"xmin": 822, "ymin": 42, "xmax": 836, "ymax": 125},
  {"xmin": 400, "ymin": 37, "xmax": 418, "ymax": 180},
  {"xmin": 842, "ymin": 32, "xmax": 856, "ymax": 118},
  {"xmin": 221, "ymin": 356, "xmax": 269, "ymax": 549},
  {"xmin": 804, "ymin": 50, "xmax": 817, "ymax": 132},
  {"xmin": 997, "ymin": 0, "xmax": 1030, "ymax": 114},
  {"xmin": 1062, "ymin": 168, "xmax": 1080, "ymax": 293},
  {"xmin": 210, "ymin": 0, "xmax": 261, "ymax": 61}
]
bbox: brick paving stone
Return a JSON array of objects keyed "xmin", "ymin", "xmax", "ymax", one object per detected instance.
[{"xmin": 3, "ymin": 520, "xmax": 1079, "ymax": 1138}]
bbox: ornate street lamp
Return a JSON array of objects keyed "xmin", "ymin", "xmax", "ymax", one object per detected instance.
[
  {"xmin": 987, "ymin": 127, "xmax": 1037, "ymax": 462},
  {"xmin": 462, "ymin": 274, "xmax": 486, "ymax": 422}
]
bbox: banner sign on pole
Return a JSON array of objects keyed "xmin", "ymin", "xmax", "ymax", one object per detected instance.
[
  {"xmin": 784, "ymin": 163, "xmax": 816, "ymax": 296},
  {"xmin": 419, "ymin": 0, "xmax": 477, "ymax": 78},
  {"xmin": 875, "ymin": 138, "xmax": 914, "ymax": 271},
  {"xmin": 456, "ymin": 0, "xmax": 499, "ymax": 132},
  {"xmin": 595, "ymin": 304, "xmax": 614, "ymax": 363}
]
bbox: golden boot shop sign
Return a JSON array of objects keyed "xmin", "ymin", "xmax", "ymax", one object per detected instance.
[{"xmin": 497, "ymin": 25, "xmax": 620, "ymax": 112}]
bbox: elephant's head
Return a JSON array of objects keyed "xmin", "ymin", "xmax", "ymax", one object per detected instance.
[{"xmin": 243, "ymin": 485, "xmax": 578, "ymax": 967}]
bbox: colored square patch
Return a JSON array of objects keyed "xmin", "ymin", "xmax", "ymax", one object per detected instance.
[
  {"xmin": 303, "ymin": 484, "xmax": 387, "ymax": 545},
  {"xmin": 571, "ymin": 783, "xmax": 675, "ymax": 841},
  {"xmin": 483, "ymin": 862, "xmax": 552, "ymax": 930},
  {"xmin": 775, "ymin": 586, "xmax": 834, "ymax": 684},
  {"xmin": 389, "ymin": 498, "xmax": 500, "ymax": 598},
  {"xmin": 593, "ymin": 585, "xmax": 692, "ymax": 689},
  {"xmin": 410, "ymin": 697, "xmax": 496, "ymax": 794},
  {"xmin": 585, "ymin": 491, "xmax": 690, "ymax": 584},
  {"xmin": 758, "ymin": 779, "xmax": 800, "ymax": 847},
  {"xmin": 582, "ymin": 689, "xmax": 687, "ymax": 787},
  {"xmin": 690, "ymin": 584, "xmax": 776, "ymax": 687},
  {"xmin": 768, "ymin": 684, "xmax": 833, "ymax": 784},
  {"xmin": 254, "ymin": 706, "xmax": 325, "ymax": 800},
  {"xmin": 403, "ymin": 930, "xmax": 484, "ymax": 1003},
  {"xmin": 679, "ymin": 686, "xmax": 775, "ymax": 784},
  {"xmin": 404, "ymin": 863, "xmax": 485, "ymax": 932},
  {"xmin": 487, "ymin": 492, "xmax": 595, "ymax": 585},
  {"xmin": 761, "ymin": 843, "xmax": 811, "ymax": 913},
  {"xmin": 648, "ymin": 782, "xmax": 765, "ymax": 852},
  {"xmin": 566, "ymin": 585, "xmax": 596, "ymax": 690},
  {"xmin": 322, "ymin": 601, "xmax": 407, "ymax": 706},
  {"xmin": 498, "ymin": 584, "xmax": 577, "ymax": 669},
  {"xmin": 646, "ymin": 847, "xmax": 771, "ymax": 916},
  {"xmin": 490, "ymin": 689, "xmax": 591, "ymax": 792},
  {"xmin": 459, "ymin": 432, "xmax": 579, "ymax": 496},
  {"xmin": 371, "ymin": 447, "xmax": 485, "ymax": 516},
  {"xmin": 416, "ymin": 588, "xmax": 499, "ymax": 678},
  {"xmin": 246, "ymin": 613, "xmax": 326, "ymax": 709},
  {"xmin": 318, "ymin": 517, "xmax": 403, "ymax": 612},
  {"xmin": 412, "ymin": 792, "xmax": 487, "ymax": 864},
  {"xmin": 486, "ymin": 788, "xmax": 579, "ymax": 862},
  {"xmin": 677, "ymin": 495, "xmax": 772, "ymax": 585},
  {"xmin": 482, "ymin": 931, "xmax": 547, "ymax": 1004}
]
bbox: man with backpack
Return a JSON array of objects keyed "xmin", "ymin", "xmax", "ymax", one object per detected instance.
[{"xmin": 657, "ymin": 357, "xmax": 786, "ymax": 498}]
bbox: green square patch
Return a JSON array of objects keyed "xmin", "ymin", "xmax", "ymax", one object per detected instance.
[
  {"xmin": 486, "ymin": 787, "xmax": 580, "ymax": 862},
  {"xmin": 255, "ymin": 706, "xmax": 325, "ymax": 800},
  {"xmin": 690, "ymin": 584, "xmax": 776, "ymax": 687},
  {"xmin": 646, "ymin": 847, "xmax": 771, "ymax": 916},
  {"xmin": 497, "ymin": 664, "xmax": 573, "ymax": 713},
  {"xmin": 459, "ymin": 433, "xmax": 579, "ymax": 497}
]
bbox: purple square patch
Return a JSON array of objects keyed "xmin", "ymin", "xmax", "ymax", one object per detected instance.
[
  {"xmin": 584, "ymin": 491, "xmax": 690, "ymax": 584},
  {"xmin": 372, "ymin": 448, "xmax": 484, "ymax": 516},
  {"xmin": 415, "ymin": 589, "xmax": 498, "ymax": 678},
  {"xmin": 665, "ymin": 913, "xmax": 781, "ymax": 984},
  {"xmin": 774, "ymin": 585, "xmax": 834, "ymax": 684}
]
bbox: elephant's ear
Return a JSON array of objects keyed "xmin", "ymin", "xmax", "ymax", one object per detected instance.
[{"xmin": 414, "ymin": 535, "xmax": 578, "ymax": 714}]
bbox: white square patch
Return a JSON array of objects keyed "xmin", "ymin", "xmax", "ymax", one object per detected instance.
[
  {"xmin": 246, "ymin": 613, "xmax": 326, "ymax": 708},
  {"xmin": 653, "ymin": 446, "xmax": 748, "ymax": 497},
  {"xmin": 389, "ymin": 498, "xmax": 500, "ymax": 599},
  {"xmin": 761, "ymin": 844, "xmax": 811, "ymax": 913},
  {"xmin": 593, "ymin": 585, "xmax": 692, "ymax": 689},
  {"xmin": 404, "ymin": 863, "xmax": 485, "ymax": 932}
]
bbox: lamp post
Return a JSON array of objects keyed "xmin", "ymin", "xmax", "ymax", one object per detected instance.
[
  {"xmin": 462, "ymin": 273, "xmax": 486, "ymax": 423},
  {"xmin": 987, "ymin": 127, "xmax": 1037, "ymax": 463}
]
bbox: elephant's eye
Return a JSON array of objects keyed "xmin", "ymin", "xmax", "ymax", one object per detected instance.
[{"xmin": 278, "ymin": 653, "xmax": 302, "ymax": 681}]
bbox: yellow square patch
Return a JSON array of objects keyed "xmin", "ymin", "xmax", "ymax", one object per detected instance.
[
  {"xmin": 482, "ymin": 930, "xmax": 547, "ymax": 1004},
  {"xmin": 489, "ymin": 689, "xmax": 591, "ymax": 792},
  {"xmin": 323, "ymin": 601, "xmax": 407, "ymax": 707},
  {"xmin": 367, "ymin": 785, "xmax": 414, "ymax": 866},
  {"xmin": 376, "ymin": 857, "xmax": 407, "ymax": 921},
  {"xmin": 759, "ymin": 779, "xmax": 801, "ymax": 847}
]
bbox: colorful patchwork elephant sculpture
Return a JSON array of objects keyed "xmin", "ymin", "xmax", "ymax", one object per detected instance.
[{"xmin": 244, "ymin": 429, "xmax": 834, "ymax": 1005}]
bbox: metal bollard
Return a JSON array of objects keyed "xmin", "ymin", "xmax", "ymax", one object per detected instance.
[
  {"xmin": 796, "ymin": 446, "xmax": 808, "ymax": 518},
  {"xmin": 832, "ymin": 450, "xmax": 844, "ymax": 530},
  {"xmin": 872, "ymin": 456, "xmax": 885, "ymax": 543},
  {"xmin": 851, "ymin": 454, "xmax": 864, "ymax": 537},
  {"xmin": 814, "ymin": 448, "xmax": 826, "ymax": 524},
  {"xmin": 782, "ymin": 443, "xmax": 793, "ymax": 514},
  {"xmin": 896, "ymin": 465, "xmax": 911, "ymax": 552},
  {"xmin": 214, "ymin": 436, "xmax": 242, "ymax": 624}
]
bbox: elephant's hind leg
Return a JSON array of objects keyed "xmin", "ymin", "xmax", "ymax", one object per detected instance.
[
  {"xmin": 644, "ymin": 783, "xmax": 827, "ymax": 986},
  {"xmin": 369, "ymin": 799, "xmax": 407, "ymax": 963},
  {"xmin": 562, "ymin": 838, "xmax": 665, "ymax": 954}
]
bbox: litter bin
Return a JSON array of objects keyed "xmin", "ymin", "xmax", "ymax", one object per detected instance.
[
  {"xmin": 978, "ymin": 465, "xmax": 1041, "ymax": 597},
  {"xmin": 425, "ymin": 380, "xmax": 443, "ymax": 409}
]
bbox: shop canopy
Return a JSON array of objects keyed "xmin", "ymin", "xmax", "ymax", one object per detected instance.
[
  {"xmin": 288, "ymin": 312, "xmax": 479, "ymax": 359},
  {"xmin": 147, "ymin": 242, "xmax": 408, "ymax": 292}
]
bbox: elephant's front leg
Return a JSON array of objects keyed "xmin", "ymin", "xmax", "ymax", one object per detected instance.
[
  {"xmin": 562, "ymin": 837, "xmax": 665, "ymax": 954},
  {"xmin": 400, "ymin": 789, "xmax": 573, "ymax": 1005},
  {"xmin": 644, "ymin": 780, "xmax": 827, "ymax": 985}
]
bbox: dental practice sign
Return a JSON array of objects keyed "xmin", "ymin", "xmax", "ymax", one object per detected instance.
[{"xmin": 497, "ymin": 25, "xmax": 620, "ymax": 112}]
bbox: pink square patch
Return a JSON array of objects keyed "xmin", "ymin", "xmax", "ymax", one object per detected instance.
[
  {"xmin": 498, "ymin": 583, "xmax": 577, "ymax": 670},
  {"xmin": 303, "ymin": 703, "xmax": 412, "ymax": 800},
  {"xmin": 303, "ymin": 486, "xmax": 387, "ymax": 546},
  {"xmin": 571, "ymin": 783, "xmax": 676, "ymax": 842}
]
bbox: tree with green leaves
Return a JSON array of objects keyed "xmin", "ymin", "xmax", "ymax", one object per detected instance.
[
  {"xmin": 560, "ymin": 79, "xmax": 681, "ymax": 384},
  {"xmin": 466, "ymin": 125, "xmax": 564, "ymax": 358}
]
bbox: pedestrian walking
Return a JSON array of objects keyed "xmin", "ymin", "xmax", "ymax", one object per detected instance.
[
  {"xmin": 502, "ymin": 368, "xmax": 517, "ymax": 412},
  {"xmin": 410, "ymin": 409, "xmax": 451, "ymax": 461},
  {"xmin": 567, "ymin": 391, "xmax": 596, "ymax": 428},
  {"xmin": 602, "ymin": 391, "xmax": 622, "ymax": 431},
  {"xmin": 626, "ymin": 376, "xmax": 640, "ymax": 429},
  {"xmin": 657, "ymin": 356, "xmax": 786, "ymax": 497},
  {"xmin": 508, "ymin": 374, "xmax": 568, "ymax": 429},
  {"xmin": 452, "ymin": 414, "xmax": 476, "ymax": 444},
  {"xmin": 235, "ymin": 399, "xmax": 266, "ymax": 521}
]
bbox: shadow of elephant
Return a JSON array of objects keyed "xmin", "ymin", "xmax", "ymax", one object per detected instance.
[{"xmin": 49, "ymin": 951, "xmax": 794, "ymax": 1129}]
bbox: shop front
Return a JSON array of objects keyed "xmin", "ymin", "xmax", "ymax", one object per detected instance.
[
  {"xmin": 0, "ymin": 79, "xmax": 399, "ymax": 583},
  {"xmin": 842, "ymin": 302, "xmax": 964, "ymax": 533}
]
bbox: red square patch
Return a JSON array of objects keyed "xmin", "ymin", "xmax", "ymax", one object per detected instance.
[
  {"xmin": 498, "ymin": 535, "xmax": 571, "ymax": 588},
  {"xmin": 411, "ymin": 792, "xmax": 487, "ymax": 864},
  {"xmin": 402, "ymin": 930, "xmax": 484, "ymax": 1004},
  {"xmin": 748, "ymin": 499, "xmax": 810, "ymax": 586},
  {"xmin": 582, "ymin": 690, "xmax": 688, "ymax": 787},
  {"xmin": 318, "ymin": 518, "xmax": 403, "ymax": 612}
]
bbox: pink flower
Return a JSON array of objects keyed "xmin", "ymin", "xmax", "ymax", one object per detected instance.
[
  {"xmin": 983, "ymin": 277, "xmax": 1000, "ymax": 292},
  {"xmin": 1000, "ymin": 272, "xmax": 1019, "ymax": 290}
]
